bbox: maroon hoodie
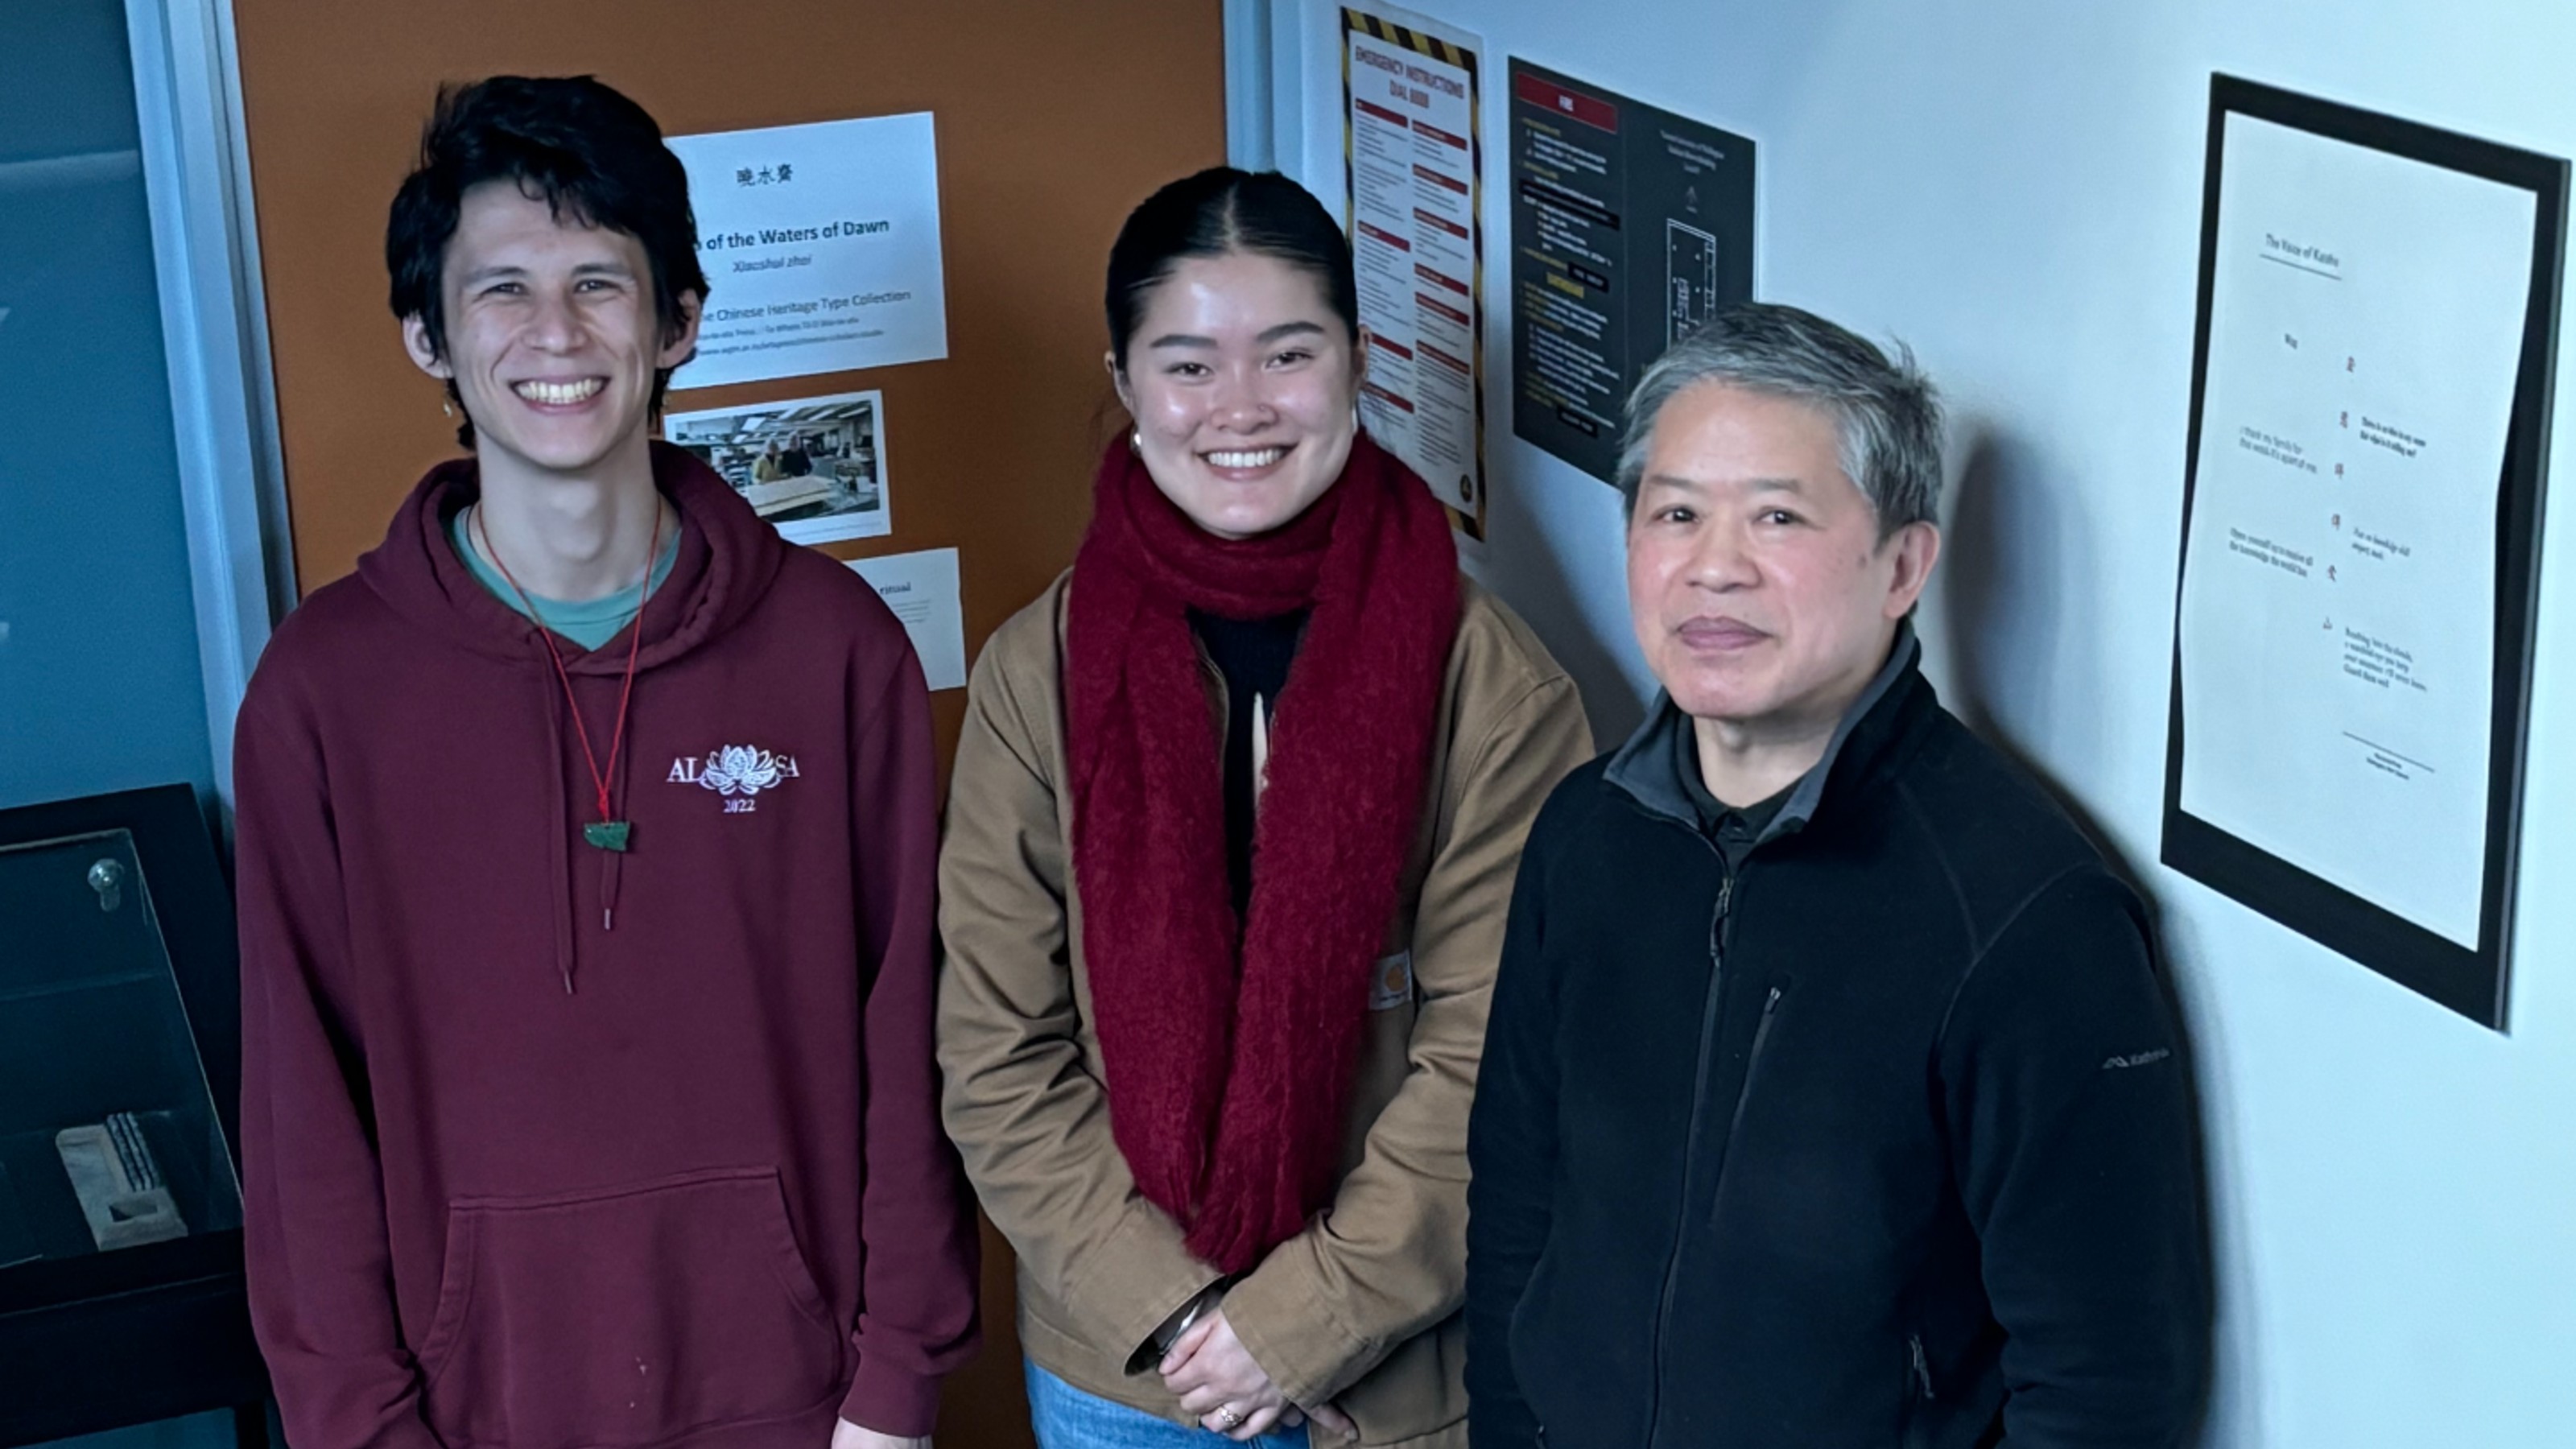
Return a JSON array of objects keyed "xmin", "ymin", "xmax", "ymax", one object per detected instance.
[{"xmin": 233, "ymin": 444, "xmax": 978, "ymax": 1449}]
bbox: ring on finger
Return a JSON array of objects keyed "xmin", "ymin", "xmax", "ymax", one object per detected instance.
[{"xmin": 1213, "ymin": 1406, "xmax": 1246, "ymax": 1431}]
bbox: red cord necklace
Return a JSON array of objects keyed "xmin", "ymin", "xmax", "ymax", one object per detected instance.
[{"xmin": 472, "ymin": 500, "xmax": 663, "ymax": 852}]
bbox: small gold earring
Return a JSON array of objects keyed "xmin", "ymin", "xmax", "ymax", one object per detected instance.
[
  {"xmin": 1129, "ymin": 426, "xmax": 1143, "ymax": 452},
  {"xmin": 442, "ymin": 397, "xmax": 456, "ymax": 419}
]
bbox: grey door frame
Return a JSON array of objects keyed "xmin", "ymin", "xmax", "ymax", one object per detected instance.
[{"xmin": 123, "ymin": 0, "xmax": 293, "ymax": 819}]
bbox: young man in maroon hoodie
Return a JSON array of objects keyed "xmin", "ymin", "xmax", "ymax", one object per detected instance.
[{"xmin": 233, "ymin": 76, "xmax": 979, "ymax": 1449}]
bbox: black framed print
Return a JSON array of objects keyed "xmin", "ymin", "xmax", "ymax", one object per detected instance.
[{"xmin": 2164, "ymin": 75, "xmax": 2567, "ymax": 1030}]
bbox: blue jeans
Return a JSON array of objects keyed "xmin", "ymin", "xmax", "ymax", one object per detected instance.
[{"xmin": 1023, "ymin": 1360, "xmax": 1311, "ymax": 1449}]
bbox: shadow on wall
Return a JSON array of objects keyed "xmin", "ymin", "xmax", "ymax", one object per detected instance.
[
  {"xmin": 1939, "ymin": 423, "xmax": 2220, "ymax": 1440},
  {"xmin": 1941, "ymin": 429, "xmax": 2080, "ymax": 771},
  {"xmin": 1479, "ymin": 450, "xmax": 1648, "ymax": 750}
]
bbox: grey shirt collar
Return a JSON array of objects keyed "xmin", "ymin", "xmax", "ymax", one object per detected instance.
[{"xmin": 1604, "ymin": 621, "xmax": 1922, "ymax": 845}]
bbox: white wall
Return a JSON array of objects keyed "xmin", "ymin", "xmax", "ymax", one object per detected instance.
[{"xmin": 1266, "ymin": 2, "xmax": 2576, "ymax": 1444}]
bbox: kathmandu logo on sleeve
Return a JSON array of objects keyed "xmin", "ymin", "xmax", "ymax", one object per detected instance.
[{"xmin": 668, "ymin": 744, "xmax": 800, "ymax": 814}]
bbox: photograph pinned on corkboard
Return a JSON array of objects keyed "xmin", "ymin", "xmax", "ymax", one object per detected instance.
[{"xmin": 667, "ymin": 390, "xmax": 890, "ymax": 546}]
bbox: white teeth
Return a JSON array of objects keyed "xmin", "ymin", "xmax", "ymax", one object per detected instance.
[
  {"xmin": 1205, "ymin": 448, "xmax": 1287, "ymax": 469},
  {"xmin": 514, "ymin": 378, "xmax": 605, "ymax": 405}
]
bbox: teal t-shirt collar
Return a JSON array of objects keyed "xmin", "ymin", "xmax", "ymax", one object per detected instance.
[{"xmin": 450, "ymin": 507, "xmax": 681, "ymax": 651}]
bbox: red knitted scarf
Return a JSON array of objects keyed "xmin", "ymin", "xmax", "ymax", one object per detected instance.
[{"xmin": 1066, "ymin": 431, "xmax": 1459, "ymax": 1273}]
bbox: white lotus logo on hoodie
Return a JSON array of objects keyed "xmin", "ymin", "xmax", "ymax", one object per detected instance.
[{"xmin": 668, "ymin": 744, "xmax": 800, "ymax": 814}]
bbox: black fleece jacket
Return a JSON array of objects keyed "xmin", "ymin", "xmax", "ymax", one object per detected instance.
[{"xmin": 1465, "ymin": 638, "xmax": 2208, "ymax": 1449}]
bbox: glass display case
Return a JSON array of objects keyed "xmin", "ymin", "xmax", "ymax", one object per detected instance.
[{"xmin": 0, "ymin": 785, "xmax": 268, "ymax": 1447}]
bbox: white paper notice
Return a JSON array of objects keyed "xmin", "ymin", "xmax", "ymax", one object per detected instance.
[
  {"xmin": 1344, "ymin": 8, "xmax": 1484, "ymax": 535},
  {"xmin": 2178, "ymin": 114, "xmax": 2535, "ymax": 947},
  {"xmin": 668, "ymin": 114, "xmax": 947, "ymax": 389},
  {"xmin": 847, "ymin": 548, "xmax": 965, "ymax": 691}
]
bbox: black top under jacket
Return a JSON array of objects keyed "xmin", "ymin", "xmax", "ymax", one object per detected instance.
[
  {"xmin": 1465, "ymin": 631, "xmax": 2210, "ymax": 1449},
  {"xmin": 1191, "ymin": 607, "xmax": 1307, "ymax": 919}
]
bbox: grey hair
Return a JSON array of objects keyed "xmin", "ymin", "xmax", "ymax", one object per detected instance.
[{"xmin": 1616, "ymin": 302, "xmax": 1943, "ymax": 539}]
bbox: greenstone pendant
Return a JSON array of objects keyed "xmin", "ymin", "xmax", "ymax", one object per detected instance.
[{"xmin": 583, "ymin": 820, "xmax": 632, "ymax": 852}]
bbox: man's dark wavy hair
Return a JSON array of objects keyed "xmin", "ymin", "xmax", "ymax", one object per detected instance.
[{"xmin": 385, "ymin": 75, "xmax": 708, "ymax": 447}]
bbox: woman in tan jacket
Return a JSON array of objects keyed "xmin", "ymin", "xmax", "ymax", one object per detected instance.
[{"xmin": 936, "ymin": 167, "xmax": 1591, "ymax": 1449}]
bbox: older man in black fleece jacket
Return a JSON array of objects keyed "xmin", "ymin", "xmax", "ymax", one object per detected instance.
[{"xmin": 1465, "ymin": 303, "xmax": 2209, "ymax": 1449}]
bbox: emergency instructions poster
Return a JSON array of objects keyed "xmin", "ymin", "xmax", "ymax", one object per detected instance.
[
  {"xmin": 1343, "ymin": 6, "xmax": 1487, "ymax": 538},
  {"xmin": 1508, "ymin": 61, "xmax": 1754, "ymax": 485}
]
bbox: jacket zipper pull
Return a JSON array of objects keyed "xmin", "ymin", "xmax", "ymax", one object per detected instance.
[
  {"xmin": 1708, "ymin": 873, "xmax": 1734, "ymax": 961},
  {"xmin": 1909, "ymin": 1333, "xmax": 1935, "ymax": 1401}
]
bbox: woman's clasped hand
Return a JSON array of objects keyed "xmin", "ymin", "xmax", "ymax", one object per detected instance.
[{"xmin": 1159, "ymin": 1311, "xmax": 1358, "ymax": 1443}]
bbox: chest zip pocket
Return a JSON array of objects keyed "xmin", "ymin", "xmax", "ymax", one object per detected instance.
[{"xmin": 1709, "ymin": 983, "xmax": 1785, "ymax": 1224}]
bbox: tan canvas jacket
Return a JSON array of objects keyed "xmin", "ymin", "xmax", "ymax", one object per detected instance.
[{"xmin": 937, "ymin": 571, "xmax": 1591, "ymax": 1448}]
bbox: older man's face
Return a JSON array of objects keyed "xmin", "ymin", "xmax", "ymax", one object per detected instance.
[{"xmin": 1626, "ymin": 382, "xmax": 1939, "ymax": 735}]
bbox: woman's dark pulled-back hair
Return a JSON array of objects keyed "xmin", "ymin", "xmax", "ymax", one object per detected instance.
[
  {"xmin": 386, "ymin": 76, "xmax": 708, "ymax": 445},
  {"xmin": 1105, "ymin": 167, "xmax": 1360, "ymax": 369}
]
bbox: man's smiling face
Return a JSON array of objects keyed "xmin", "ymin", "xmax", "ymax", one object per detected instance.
[
  {"xmin": 1626, "ymin": 382, "xmax": 1938, "ymax": 735},
  {"xmin": 405, "ymin": 180, "xmax": 698, "ymax": 478}
]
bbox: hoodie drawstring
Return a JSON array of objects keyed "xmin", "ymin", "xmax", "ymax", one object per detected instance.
[
  {"xmin": 601, "ymin": 702, "xmax": 635, "ymax": 935},
  {"xmin": 541, "ymin": 665, "xmax": 578, "ymax": 995}
]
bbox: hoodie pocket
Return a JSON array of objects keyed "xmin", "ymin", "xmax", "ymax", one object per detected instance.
[{"xmin": 415, "ymin": 1166, "xmax": 844, "ymax": 1449}]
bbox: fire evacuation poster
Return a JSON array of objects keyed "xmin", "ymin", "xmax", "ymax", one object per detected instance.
[
  {"xmin": 1509, "ymin": 60, "xmax": 1755, "ymax": 485},
  {"xmin": 1343, "ymin": 6, "xmax": 1488, "ymax": 538}
]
